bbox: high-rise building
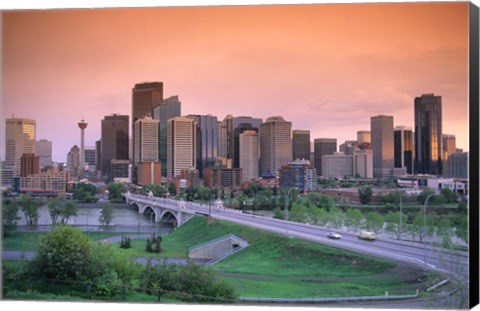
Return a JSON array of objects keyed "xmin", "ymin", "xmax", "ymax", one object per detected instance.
[
  {"xmin": 152, "ymin": 95, "xmax": 181, "ymax": 176},
  {"xmin": 223, "ymin": 115, "xmax": 262, "ymax": 168},
  {"xmin": 217, "ymin": 120, "xmax": 228, "ymax": 159},
  {"xmin": 20, "ymin": 153, "xmax": 40, "ymax": 177},
  {"xmin": 314, "ymin": 138, "xmax": 336, "ymax": 176},
  {"xmin": 292, "ymin": 130, "xmax": 311, "ymax": 161},
  {"xmin": 414, "ymin": 94, "xmax": 443, "ymax": 175},
  {"xmin": 447, "ymin": 152, "xmax": 468, "ymax": 179},
  {"xmin": 101, "ymin": 114, "xmax": 129, "ymax": 179},
  {"xmin": 259, "ymin": 116, "xmax": 292, "ymax": 176},
  {"xmin": 132, "ymin": 82, "xmax": 164, "ymax": 123},
  {"xmin": 134, "ymin": 117, "xmax": 160, "ymax": 165},
  {"xmin": 5, "ymin": 118, "xmax": 36, "ymax": 177},
  {"xmin": 357, "ymin": 131, "xmax": 371, "ymax": 144},
  {"xmin": 84, "ymin": 147, "xmax": 96, "ymax": 167},
  {"xmin": 166, "ymin": 117, "xmax": 197, "ymax": 179},
  {"xmin": 186, "ymin": 114, "xmax": 218, "ymax": 178},
  {"xmin": 339, "ymin": 140, "xmax": 358, "ymax": 156},
  {"xmin": 35, "ymin": 139, "xmax": 52, "ymax": 169},
  {"xmin": 394, "ymin": 126, "xmax": 414, "ymax": 174},
  {"xmin": 371, "ymin": 115, "xmax": 394, "ymax": 178},
  {"xmin": 279, "ymin": 159, "xmax": 317, "ymax": 193},
  {"xmin": 67, "ymin": 145, "xmax": 81, "ymax": 178},
  {"xmin": 239, "ymin": 130, "xmax": 259, "ymax": 181},
  {"xmin": 95, "ymin": 140, "xmax": 102, "ymax": 176},
  {"xmin": 323, "ymin": 152, "xmax": 353, "ymax": 178},
  {"xmin": 353, "ymin": 149, "xmax": 373, "ymax": 178},
  {"xmin": 442, "ymin": 134, "xmax": 456, "ymax": 160}
]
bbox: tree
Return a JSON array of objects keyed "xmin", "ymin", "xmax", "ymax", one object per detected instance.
[
  {"xmin": 108, "ymin": 183, "xmax": 126, "ymax": 202},
  {"xmin": 416, "ymin": 187, "xmax": 436, "ymax": 204},
  {"xmin": 141, "ymin": 184, "xmax": 167, "ymax": 197},
  {"xmin": 48, "ymin": 198, "xmax": 63, "ymax": 225},
  {"xmin": 344, "ymin": 208, "xmax": 364, "ymax": 231},
  {"xmin": 411, "ymin": 214, "xmax": 435, "ymax": 242},
  {"xmin": 33, "ymin": 225, "xmax": 94, "ymax": 283},
  {"xmin": 439, "ymin": 188, "xmax": 458, "ymax": 203},
  {"xmin": 195, "ymin": 186, "xmax": 211, "ymax": 202},
  {"xmin": 168, "ymin": 182, "xmax": 177, "ymax": 196},
  {"xmin": 73, "ymin": 182, "xmax": 98, "ymax": 203},
  {"xmin": 60, "ymin": 201, "xmax": 78, "ymax": 224},
  {"xmin": 358, "ymin": 186, "xmax": 372, "ymax": 205},
  {"xmin": 366, "ymin": 212, "xmax": 384, "ymax": 233},
  {"xmin": 18, "ymin": 195, "xmax": 39, "ymax": 226},
  {"xmin": 385, "ymin": 211, "xmax": 403, "ymax": 240},
  {"xmin": 3, "ymin": 199, "xmax": 20, "ymax": 237},
  {"xmin": 328, "ymin": 206, "xmax": 344, "ymax": 228},
  {"xmin": 99, "ymin": 203, "xmax": 114, "ymax": 226},
  {"xmin": 289, "ymin": 203, "xmax": 309, "ymax": 223}
]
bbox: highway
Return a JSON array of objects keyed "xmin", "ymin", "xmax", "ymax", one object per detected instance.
[{"xmin": 140, "ymin": 195, "xmax": 469, "ymax": 280}]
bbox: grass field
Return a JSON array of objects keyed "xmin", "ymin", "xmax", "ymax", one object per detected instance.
[{"xmin": 3, "ymin": 217, "xmax": 428, "ymax": 300}]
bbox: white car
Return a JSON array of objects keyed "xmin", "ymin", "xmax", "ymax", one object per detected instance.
[{"xmin": 327, "ymin": 232, "xmax": 342, "ymax": 239}]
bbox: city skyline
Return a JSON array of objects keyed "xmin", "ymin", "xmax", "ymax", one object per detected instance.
[{"xmin": 2, "ymin": 2, "xmax": 470, "ymax": 162}]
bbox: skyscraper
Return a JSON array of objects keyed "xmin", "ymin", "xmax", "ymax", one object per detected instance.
[
  {"xmin": 239, "ymin": 130, "xmax": 259, "ymax": 181},
  {"xmin": 357, "ymin": 131, "xmax": 371, "ymax": 144},
  {"xmin": 371, "ymin": 115, "xmax": 394, "ymax": 178},
  {"xmin": 313, "ymin": 138, "xmax": 337, "ymax": 176},
  {"xmin": 5, "ymin": 118, "xmax": 36, "ymax": 177},
  {"xmin": 132, "ymin": 82, "xmax": 164, "ymax": 123},
  {"xmin": 414, "ymin": 94, "xmax": 443, "ymax": 175},
  {"xmin": 152, "ymin": 95, "xmax": 181, "ymax": 176},
  {"xmin": 67, "ymin": 145, "xmax": 81, "ymax": 178},
  {"xmin": 442, "ymin": 134, "xmax": 456, "ymax": 160},
  {"xmin": 339, "ymin": 140, "xmax": 358, "ymax": 156},
  {"xmin": 259, "ymin": 116, "xmax": 292, "ymax": 176},
  {"xmin": 35, "ymin": 139, "xmax": 52, "ymax": 169},
  {"xmin": 217, "ymin": 120, "xmax": 228, "ymax": 159},
  {"xmin": 166, "ymin": 117, "xmax": 197, "ymax": 179},
  {"xmin": 186, "ymin": 114, "xmax": 218, "ymax": 177},
  {"xmin": 20, "ymin": 153, "xmax": 39, "ymax": 177},
  {"xmin": 101, "ymin": 114, "xmax": 129, "ymax": 179},
  {"xmin": 134, "ymin": 117, "xmax": 160, "ymax": 165},
  {"xmin": 292, "ymin": 130, "xmax": 311, "ymax": 161},
  {"xmin": 394, "ymin": 126, "xmax": 414, "ymax": 174}
]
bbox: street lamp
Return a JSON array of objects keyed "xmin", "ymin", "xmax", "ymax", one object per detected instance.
[
  {"xmin": 283, "ymin": 187, "xmax": 297, "ymax": 221},
  {"xmin": 423, "ymin": 193, "xmax": 436, "ymax": 268}
]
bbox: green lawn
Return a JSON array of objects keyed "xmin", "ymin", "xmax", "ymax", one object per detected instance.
[{"xmin": 2, "ymin": 231, "xmax": 142, "ymax": 252}]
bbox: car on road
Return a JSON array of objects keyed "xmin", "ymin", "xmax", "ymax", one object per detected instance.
[
  {"xmin": 357, "ymin": 230, "xmax": 376, "ymax": 240},
  {"xmin": 327, "ymin": 232, "xmax": 342, "ymax": 239}
]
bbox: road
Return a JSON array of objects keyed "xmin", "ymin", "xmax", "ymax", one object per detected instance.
[{"xmin": 138, "ymin": 195, "xmax": 469, "ymax": 281}]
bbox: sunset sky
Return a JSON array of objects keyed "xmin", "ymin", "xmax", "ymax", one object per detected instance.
[{"xmin": 2, "ymin": 1, "xmax": 471, "ymax": 162}]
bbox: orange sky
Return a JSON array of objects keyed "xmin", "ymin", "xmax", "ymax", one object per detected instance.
[{"xmin": 2, "ymin": 2, "xmax": 470, "ymax": 161}]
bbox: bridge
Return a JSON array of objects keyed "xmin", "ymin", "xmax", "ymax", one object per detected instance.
[
  {"xmin": 125, "ymin": 192, "xmax": 468, "ymax": 280},
  {"xmin": 125, "ymin": 192, "xmax": 224, "ymax": 227}
]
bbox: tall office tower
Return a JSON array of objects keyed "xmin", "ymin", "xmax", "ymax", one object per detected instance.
[
  {"xmin": 95, "ymin": 140, "xmax": 102, "ymax": 176},
  {"xmin": 414, "ymin": 94, "xmax": 443, "ymax": 175},
  {"xmin": 447, "ymin": 152, "xmax": 468, "ymax": 178},
  {"xmin": 292, "ymin": 130, "xmax": 311, "ymax": 161},
  {"xmin": 313, "ymin": 138, "xmax": 337, "ymax": 176},
  {"xmin": 35, "ymin": 139, "xmax": 52, "ymax": 169},
  {"xmin": 357, "ymin": 131, "xmax": 371, "ymax": 144},
  {"xmin": 394, "ymin": 126, "xmax": 414, "ymax": 174},
  {"xmin": 132, "ymin": 82, "xmax": 164, "ymax": 122},
  {"xmin": 217, "ymin": 120, "xmax": 228, "ymax": 158},
  {"xmin": 223, "ymin": 115, "xmax": 262, "ymax": 168},
  {"xmin": 77, "ymin": 119, "xmax": 87, "ymax": 177},
  {"xmin": 442, "ymin": 134, "xmax": 456, "ymax": 160},
  {"xmin": 166, "ymin": 117, "xmax": 197, "ymax": 179},
  {"xmin": 134, "ymin": 117, "xmax": 160, "ymax": 166},
  {"xmin": 67, "ymin": 145, "xmax": 81, "ymax": 178},
  {"xmin": 152, "ymin": 95, "xmax": 181, "ymax": 176},
  {"xmin": 371, "ymin": 115, "xmax": 394, "ymax": 178},
  {"xmin": 101, "ymin": 114, "xmax": 129, "ymax": 179},
  {"xmin": 5, "ymin": 118, "xmax": 36, "ymax": 177},
  {"xmin": 239, "ymin": 130, "xmax": 259, "ymax": 181},
  {"xmin": 84, "ymin": 147, "xmax": 96, "ymax": 167},
  {"xmin": 259, "ymin": 116, "xmax": 292, "ymax": 176},
  {"xmin": 186, "ymin": 114, "xmax": 218, "ymax": 177},
  {"xmin": 339, "ymin": 140, "xmax": 358, "ymax": 156},
  {"xmin": 353, "ymin": 149, "xmax": 374, "ymax": 178},
  {"xmin": 20, "ymin": 153, "xmax": 40, "ymax": 177}
]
